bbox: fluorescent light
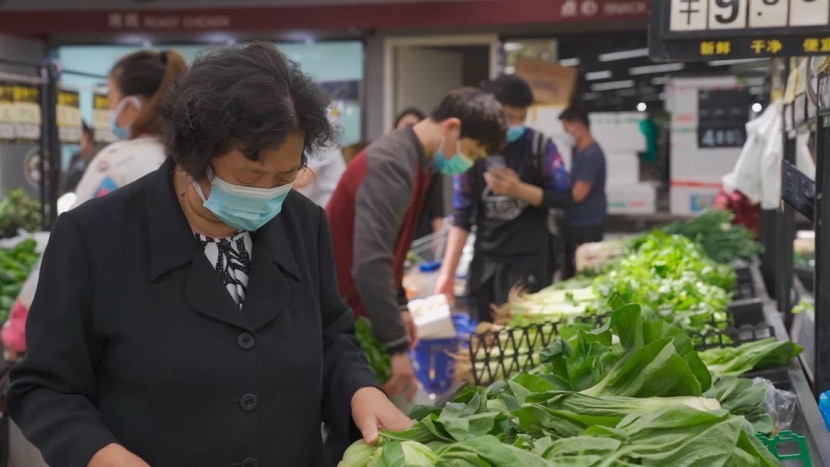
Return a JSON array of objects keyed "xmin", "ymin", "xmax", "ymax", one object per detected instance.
[
  {"xmin": 748, "ymin": 86, "xmax": 766, "ymax": 95},
  {"xmin": 591, "ymin": 80, "xmax": 635, "ymax": 91},
  {"xmin": 585, "ymin": 70, "xmax": 612, "ymax": 81},
  {"xmin": 708, "ymin": 59, "xmax": 766, "ymax": 66},
  {"xmin": 752, "ymin": 103, "xmax": 763, "ymax": 112},
  {"xmin": 618, "ymin": 88, "xmax": 638, "ymax": 97},
  {"xmin": 504, "ymin": 42, "xmax": 522, "ymax": 52},
  {"xmin": 583, "ymin": 92, "xmax": 601, "ymax": 100},
  {"xmin": 637, "ymin": 102, "xmax": 647, "ymax": 112},
  {"xmin": 558, "ymin": 58, "xmax": 580, "ymax": 67},
  {"xmin": 598, "ymin": 48, "xmax": 649, "ymax": 62},
  {"xmin": 651, "ymin": 76, "xmax": 669, "ymax": 86},
  {"xmin": 629, "ymin": 63, "xmax": 685, "ymax": 75}
]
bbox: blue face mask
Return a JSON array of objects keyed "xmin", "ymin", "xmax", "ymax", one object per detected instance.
[
  {"xmin": 193, "ymin": 168, "xmax": 293, "ymax": 232},
  {"xmin": 109, "ymin": 96, "xmax": 140, "ymax": 141},
  {"xmin": 506, "ymin": 125, "xmax": 526, "ymax": 144},
  {"xmin": 433, "ymin": 139, "xmax": 474, "ymax": 176}
]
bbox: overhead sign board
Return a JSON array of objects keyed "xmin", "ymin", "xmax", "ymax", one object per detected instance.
[{"xmin": 650, "ymin": 0, "xmax": 830, "ymax": 61}]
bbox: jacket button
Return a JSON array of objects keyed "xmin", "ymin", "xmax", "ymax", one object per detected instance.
[
  {"xmin": 241, "ymin": 458, "xmax": 258, "ymax": 467},
  {"xmin": 237, "ymin": 333, "xmax": 255, "ymax": 350},
  {"xmin": 240, "ymin": 394, "xmax": 258, "ymax": 412}
]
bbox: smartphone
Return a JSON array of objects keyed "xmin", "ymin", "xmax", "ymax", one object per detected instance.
[{"xmin": 485, "ymin": 156, "xmax": 506, "ymax": 172}]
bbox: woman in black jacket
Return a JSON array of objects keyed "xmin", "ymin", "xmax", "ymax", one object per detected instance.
[{"xmin": 7, "ymin": 43, "xmax": 410, "ymax": 467}]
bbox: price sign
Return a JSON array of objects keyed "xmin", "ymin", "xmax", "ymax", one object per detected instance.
[
  {"xmin": 697, "ymin": 126, "xmax": 747, "ymax": 148},
  {"xmin": 652, "ymin": 0, "xmax": 830, "ymax": 60},
  {"xmin": 0, "ymin": 82, "xmax": 13, "ymax": 142},
  {"xmin": 670, "ymin": 0, "xmax": 709, "ymax": 31},
  {"xmin": 57, "ymin": 89, "xmax": 82, "ymax": 144},
  {"xmin": 790, "ymin": 0, "xmax": 830, "ymax": 26},
  {"xmin": 749, "ymin": 0, "xmax": 789, "ymax": 28},
  {"xmin": 11, "ymin": 83, "xmax": 41, "ymax": 141},
  {"xmin": 92, "ymin": 92, "xmax": 116, "ymax": 144},
  {"xmin": 710, "ymin": 0, "xmax": 747, "ymax": 30}
]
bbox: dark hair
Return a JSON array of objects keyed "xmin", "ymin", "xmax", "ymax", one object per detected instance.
[
  {"xmin": 110, "ymin": 49, "xmax": 188, "ymax": 138},
  {"xmin": 558, "ymin": 106, "xmax": 590, "ymax": 128},
  {"xmin": 81, "ymin": 120, "xmax": 92, "ymax": 137},
  {"xmin": 394, "ymin": 107, "xmax": 426, "ymax": 128},
  {"xmin": 482, "ymin": 75, "xmax": 534, "ymax": 109},
  {"xmin": 429, "ymin": 88, "xmax": 506, "ymax": 154},
  {"xmin": 165, "ymin": 43, "xmax": 336, "ymax": 179}
]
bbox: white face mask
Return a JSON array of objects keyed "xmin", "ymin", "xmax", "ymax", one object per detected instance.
[{"xmin": 561, "ymin": 133, "xmax": 577, "ymax": 148}]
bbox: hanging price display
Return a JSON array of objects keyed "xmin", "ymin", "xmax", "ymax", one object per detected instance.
[
  {"xmin": 11, "ymin": 83, "xmax": 41, "ymax": 141},
  {"xmin": 651, "ymin": 0, "xmax": 830, "ymax": 61},
  {"xmin": 0, "ymin": 82, "xmax": 13, "ymax": 142},
  {"xmin": 696, "ymin": 88, "xmax": 751, "ymax": 148},
  {"xmin": 57, "ymin": 89, "xmax": 82, "ymax": 144},
  {"xmin": 92, "ymin": 91, "xmax": 117, "ymax": 144}
]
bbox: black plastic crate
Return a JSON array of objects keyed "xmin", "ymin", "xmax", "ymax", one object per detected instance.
[
  {"xmin": 728, "ymin": 298, "xmax": 766, "ymax": 327},
  {"xmin": 468, "ymin": 312, "xmax": 774, "ymax": 386}
]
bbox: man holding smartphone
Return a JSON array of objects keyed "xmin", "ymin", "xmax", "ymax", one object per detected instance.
[{"xmin": 436, "ymin": 75, "xmax": 572, "ymax": 322}]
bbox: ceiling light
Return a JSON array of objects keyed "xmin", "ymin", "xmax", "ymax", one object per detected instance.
[
  {"xmin": 598, "ymin": 48, "xmax": 649, "ymax": 62},
  {"xmin": 629, "ymin": 63, "xmax": 685, "ymax": 75},
  {"xmin": 708, "ymin": 59, "xmax": 766, "ymax": 67},
  {"xmin": 558, "ymin": 58, "xmax": 580, "ymax": 67},
  {"xmin": 591, "ymin": 80, "xmax": 635, "ymax": 91},
  {"xmin": 637, "ymin": 102, "xmax": 647, "ymax": 112},
  {"xmin": 752, "ymin": 103, "xmax": 763, "ymax": 113},
  {"xmin": 504, "ymin": 42, "xmax": 522, "ymax": 52},
  {"xmin": 585, "ymin": 70, "xmax": 612, "ymax": 81},
  {"xmin": 651, "ymin": 76, "xmax": 669, "ymax": 86}
]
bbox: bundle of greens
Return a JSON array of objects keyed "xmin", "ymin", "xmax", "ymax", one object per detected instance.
[
  {"xmin": 354, "ymin": 317, "xmax": 391, "ymax": 383},
  {"xmin": 0, "ymin": 238, "xmax": 38, "ymax": 324},
  {"xmin": 342, "ymin": 305, "xmax": 782, "ymax": 466},
  {"xmin": 659, "ymin": 210, "xmax": 763, "ymax": 264},
  {"xmin": 699, "ymin": 338, "xmax": 803, "ymax": 377},
  {"xmin": 0, "ymin": 189, "xmax": 42, "ymax": 239},
  {"xmin": 592, "ymin": 232, "xmax": 735, "ymax": 333},
  {"xmin": 704, "ymin": 376, "xmax": 774, "ymax": 435}
]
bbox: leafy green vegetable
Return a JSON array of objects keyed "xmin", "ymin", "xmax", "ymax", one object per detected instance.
[
  {"xmin": 0, "ymin": 238, "xmax": 39, "ymax": 324},
  {"xmin": 435, "ymin": 435, "xmax": 550, "ymax": 467},
  {"xmin": 660, "ymin": 210, "xmax": 763, "ymax": 264},
  {"xmin": 543, "ymin": 405, "xmax": 779, "ymax": 466},
  {"xmin": 354, "ymin": 317, "xmax": 391, "ymax": 383},
  {"xmin": 340, "ymin": 440, "xmax": 437, "ymax": 467},
  {"xmin": 705, "ymin": 377, "xmax": 773, "ymax": 435},
  {"xmin": 0, "ymin": 189, "xmax": 42, "ymax": 239},
  {"xmin": 699, "ymin": 338, "xmax": 803, "ymax": 377}
]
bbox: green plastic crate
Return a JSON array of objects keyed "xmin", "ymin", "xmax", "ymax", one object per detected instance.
[{"xmin": 756, "ymin": 431, "xmax": 811, "ymax": 466}]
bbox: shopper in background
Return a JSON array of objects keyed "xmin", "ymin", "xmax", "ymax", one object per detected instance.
[
  {"xmin": 559, "ymin": 106, "xmax": 607, "ymax": 279},
  {"xmin": 436, "ymin": 75, "xmax": 572, "ymax": 322},
  {"xmin": 294, "ymin": 106, "xmax": 347, "ymax": 207},
  {"xmin": 61, "ymin": 121, "xmax": 94, "ymax": 194},
  {"xmin": 327, "ymin": 88, "xmax": 506, "ymax": 401},
  {"xmin": 2, "ymin": 48, "xmax": 188, "ymax": 467},
  {"xmin": 393, "ymin": 107, "xmax": 447, "ymax": 239},
  {"xmin": 8, "ymin": 43, "xmax": 407, "ymax": 467}
]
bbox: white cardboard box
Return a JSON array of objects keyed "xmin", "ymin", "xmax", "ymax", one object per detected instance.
[
  {"xmin": 607, "ymin": 183, "xmax": 656, "ymax": 214},
  {"xmin": 590, "ymin": 112, "xmax": 646, "ymax": 153},
  {"xmin": 606, "ymin": 152, "xmax": 640, "ymax": 185}
]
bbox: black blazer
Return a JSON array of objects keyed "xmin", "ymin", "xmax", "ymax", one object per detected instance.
[{"xmin": 7, "ymin": 157, "xmax": 377, "ymax": 467}]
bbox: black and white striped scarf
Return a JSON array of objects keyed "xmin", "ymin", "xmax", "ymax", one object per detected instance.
[{"xmin": 196, "ymin": 231, "xmax": 253, "ymax": 308}]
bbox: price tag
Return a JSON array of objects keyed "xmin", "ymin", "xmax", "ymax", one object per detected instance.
[
  {"xmin": 789, "ymin": 0, "xmax": 830, "ymax": 26},
  {"xmin": 670, "ymin": 0, "xmax": 709, "ymax": 31},
  {"xmin": 749, "ymin": 0, "xmax": 789, "ymax": 28},
  {"xmin": 697, "ymin": 125, "xmax": 747, "ymax": 148},
  {"xmin": 709, "ymin": 0, "xmax": 748, "ymax": 29}
]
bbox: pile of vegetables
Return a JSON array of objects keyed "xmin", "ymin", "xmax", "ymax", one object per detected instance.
[
  {"xmin": 661, "ymin": 210, "xmax": 763, "ymax": 264},
  {"xmin": 0, "ymin": 189, "xmax": 42, "ymax": 239},
  {"xmin": 341, "ymin": 304, "xmax": 783, "ymax": 466},
  {"xmin": 699, "ymin": 338, "xmax": 803, "ymax": 377},
  {"xmin": 355, "ymin": 317, "xmax": 391, "ymax": 384},
  {"xmin": 0, "ymin": 238, "xmax": 38, "ymax": 324}
]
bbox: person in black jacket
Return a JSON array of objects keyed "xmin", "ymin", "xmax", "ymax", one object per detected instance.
[{"xmin": 7, "ymin": 43, "xmax": 409, "ymax": 467}]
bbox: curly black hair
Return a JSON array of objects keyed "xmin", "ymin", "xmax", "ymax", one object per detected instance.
[
  {"xmin": 429, "ymin": 88, "xmax": 507, "ymax": 154},
  {"xmin": 164, "ymin": 42, "xmax": 336, "ymax": 178}
]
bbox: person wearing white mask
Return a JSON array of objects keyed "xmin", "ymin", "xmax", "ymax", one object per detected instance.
[
  {"xmin": 294, "ymin": 105, "xmax": 347, "ymax": 208},
  {"xmin": 2, "ymin": 48, "xmax": 188, "ymax": 467}
]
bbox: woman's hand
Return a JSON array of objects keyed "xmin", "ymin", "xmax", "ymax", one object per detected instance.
[
  {"xmin": 88, "ymin": 444, "xmax": 149, "ymax": 467},
  {"xmin": 351, "ymin": 387, "xmax": 413, "ymax": 445}
]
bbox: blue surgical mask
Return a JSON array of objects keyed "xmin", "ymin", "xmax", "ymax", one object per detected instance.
[
  {"xmin": 433, "ymin": 139, "xmax": 474, "ymax": 176},
  {"xmin": 506, "ymin": 125, "xmax": 526, "ymax": 144},
  {"xmin": 109, "ymin": 96, "xmax": 141, "ymax": 141},
  {"xmin": 192, "ymin": 167, "xmax": 293, "ymax": 232}
]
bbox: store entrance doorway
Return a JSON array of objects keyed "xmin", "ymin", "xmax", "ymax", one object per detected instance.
[{"xmin": 384, "ymin": 35, "xmax": 500, "ymax": 212}]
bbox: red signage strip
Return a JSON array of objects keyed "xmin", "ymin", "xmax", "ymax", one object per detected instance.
[{"xmin": 0, "ymin": 0, "xmax": 648, "ymax": 36}]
